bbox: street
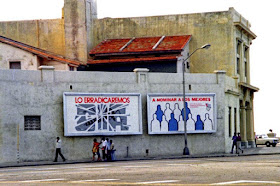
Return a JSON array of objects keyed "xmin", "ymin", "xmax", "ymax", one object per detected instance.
[{"xmin": 0, "ymin": 155, "xmax": 279, "ymax": 185}]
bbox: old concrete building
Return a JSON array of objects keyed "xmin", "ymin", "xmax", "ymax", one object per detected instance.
[
  {"xmin": 86, "ymin": 35, "xmax": 191, "ymax": 73},
  {"xmin": 0, "ymin": 0, "xmax": 259, "ymax": 163},
  {"xmin": 0, "ymin": 35, "xmax": 81, "ymax": 70}
]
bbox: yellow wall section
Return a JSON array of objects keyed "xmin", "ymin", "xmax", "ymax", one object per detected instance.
[
  {"xmin": 92, "ymin": 12, "xmax": 236, "ymax": 76},
  {"xmin": 0, "ymin": 19, "xmax": 65, "ymax": 57}
]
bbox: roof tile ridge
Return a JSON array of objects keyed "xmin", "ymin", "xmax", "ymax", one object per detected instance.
[{"xmin": 0, "ymin": 35, "xmax": 82, "ymax": 65}]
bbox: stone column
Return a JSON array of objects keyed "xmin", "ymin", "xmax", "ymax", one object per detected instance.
[
  {"xmin": 246, "ymin": 104, "xmax": 255, "ymax": 148},
  {"xmin": 39, "ymin": 66, "xmax": 55, "ymax": 82},
  {"xmin": 133, "ymin": 68, "xmax": 149, "ymax": 134},
  {"xmin": 240, "ymin": 101, "xmax": 248, "ymax": 148},
  {"xmin": 214, "ymin": 70, "xmax": 226, "ymax": 85},
  {"xmin": 133, "ymin": 68, "xmax": 149, "ymax": 84}
]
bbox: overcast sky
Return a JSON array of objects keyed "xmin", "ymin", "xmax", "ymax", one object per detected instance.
[{"xmin": 0, "ymin": 0, "xmax": 279, "ymax": 136}]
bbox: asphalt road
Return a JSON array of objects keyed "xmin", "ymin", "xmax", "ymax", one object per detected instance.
[{"xmin": 0, "ymin": 155, "xmax": 279, "ymax": 185}]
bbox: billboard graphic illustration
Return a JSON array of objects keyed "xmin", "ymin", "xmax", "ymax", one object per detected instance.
[
  {"xmin": 64, "ymin": 93, "xmax": 142, "ymax": 136},
  {"xmin": 147, "ymin": 94, "xmax": 216, "ymax": 134}
]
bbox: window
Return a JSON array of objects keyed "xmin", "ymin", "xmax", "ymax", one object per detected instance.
[
  {"xmin": 244, "ymin": 46, "xmax": 248, "ymax": 59},
  {"xmin": 237, "ymin": 41, "xmax": 241, "ymax": 55},
  {"xmin": 69, "ymin": 66, "xmax": 75, "ymax": 71},
  {"xmin": 236, "ymin": 41, "xmax": 241, "ymax": 75},
  {"xmin": 244, "ymin": 46, "xmax": 249, "ymax": 78},
  {"xmin": 9, "ymin": 61, "xmax": 21, "ymax": 69},
  {"xmin": 24, "ymin": 116, "xmax": 41, "ymax": 130},
  {"xmin": 236, "ymin": 58, "xmax": 240, "ymax": 75},
  {"xmin": 234, "ymin": 108, "xmax": 237, "ymax": 133},
  {"xmin": 245, "ymin": 61, "xmax": 247, "ymax": 78},
  {"xmin": 228, "ymin": 107, "xmax": 232, "ymax": 137}
]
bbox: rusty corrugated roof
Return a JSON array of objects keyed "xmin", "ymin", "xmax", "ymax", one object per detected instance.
[
  {"xmin": 88, "ymin": 35, "xmax": 191, "ymax": 65},
  {"xmin": 90, "ymin": 35, "xmax": 191, "ymax": 56},
  {"xmin": 0, "ymin": 35, "xmax": 82, "ymax": 66}
]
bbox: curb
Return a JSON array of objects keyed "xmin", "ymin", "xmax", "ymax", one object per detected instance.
[{"xmin": 0, "ymin": 151, "xmax": 279, "ymax": 169}]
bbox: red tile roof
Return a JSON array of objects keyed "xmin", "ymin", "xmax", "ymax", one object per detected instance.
[
  {"xmin": 0, "ymin": 35, "xmax": 81, "ymax": 66},
  {"xmin": 88, "ymin": 56, "xmax": 178, "ymax": 65},
  {"xmin": 90, "ymin": 35, "xmax": 191, "ymax": 55}
]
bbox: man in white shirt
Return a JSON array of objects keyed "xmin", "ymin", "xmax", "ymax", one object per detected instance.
[
  {"xmin": 101, "ymin": 137, "xmax": 107, "ymax": 161},
  {"xmin": 54, "ymin": 137, "xmax": 66, "ymax": 162}
]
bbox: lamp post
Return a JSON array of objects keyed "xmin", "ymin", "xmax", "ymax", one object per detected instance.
[{"xmin": 182, "ymin": 44, "xmax": 211, "ymax": 155}]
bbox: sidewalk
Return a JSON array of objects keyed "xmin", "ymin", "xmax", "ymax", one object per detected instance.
[
  {"xmin": 241, "ymin": 144, "xmax": 280, "ymax": 156},
  {"xmin": 0, "ymin": 146, "xmax": 279, "ymax": 169}
]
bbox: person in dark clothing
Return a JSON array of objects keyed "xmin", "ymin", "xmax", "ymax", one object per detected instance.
[
  {"xmin": 236, "ymin": 133, "xmax": 244, "ymax": 154},
  {"xmin": 106, "ymin": 138, "xmax": 112, "ymax": 161},
  {"xmin": 231, "ymin": 133, "xmax": 238, "ymax": 154}
]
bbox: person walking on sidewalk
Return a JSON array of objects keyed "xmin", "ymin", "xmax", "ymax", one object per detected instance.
[
  {"xmin": 54, "ymin": 137, "xmax": 66, "ymax": 162},
  {"xmin": 231, "ymin": 133, "xmax": 237, "ymax": 154},
  {"xmin": 237, "ymin": 133, "xmax": 244, "ymax": 154}
]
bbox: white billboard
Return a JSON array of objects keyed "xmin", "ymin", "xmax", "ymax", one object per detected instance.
[
  {"xmin": 147, "ymin": 94, "xmax": 216, "ymax": 134},
  {"xmin": 63, "ymin": 93, "xmax": 142, "ymax": 136}
]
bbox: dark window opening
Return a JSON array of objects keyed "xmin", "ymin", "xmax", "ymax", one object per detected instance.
[
  {"xmin": 236, "ymin": 58, "xmax": 240, "ymax": 75},
  {"xmin": 245, "ymin": 61, "xmax": 247, "ymax": 78},
  {"xmin": 24, "ymin": 116, "xmax": 41, "ymax": 130},
  {"xmin": 228, "ymin": 107, "xmax": 232, "ymax": 137},
  {"xmin": 9, "ymin": 61, "xmax": 21, "ymax": 69},
  {"xmin": 234, "ymin": 108, "xmax": 237, "ymax": 134},
  {"xmin": 69, "ymin": 66, "xmax": 74, "ymax": 71}
]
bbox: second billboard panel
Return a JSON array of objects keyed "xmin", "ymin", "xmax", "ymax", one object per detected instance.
[{"xmin": 147, "ymin": 93, "xmax": 216, "ymax": 134}]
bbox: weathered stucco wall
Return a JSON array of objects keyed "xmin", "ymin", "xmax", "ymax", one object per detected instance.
[
  {"xmin": 93, "ymin": 11, "xmax": 235, "ymax": 76},
  {"xmin": 0, "ymin": 42, "xmax": 71, "ymax": 71},
  {"xmin": 0, "ymin": 19, "xmax": 66, "ymax": 56},
  {"xmin": 0, "ymin": 69, "xmax": 238, "ymax": 163},
  {"xmin": 64, "ymin": 0, "xmax": 87, "ymax": 63},
  {"xmin": 0, "ymin": 42, "xmax": 39, "ymax": 70}
]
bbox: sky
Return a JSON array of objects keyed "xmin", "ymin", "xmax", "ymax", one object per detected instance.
[{"xmin": 0, "ymin": 0, "xmax": 279, "ymax": 136}]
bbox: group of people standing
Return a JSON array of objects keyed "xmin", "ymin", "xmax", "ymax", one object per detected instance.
[
  {"xmin": 92, "ymin": 137, "xmax": 116, "ymax": 162},
  {"xmin": 231, "ymin": 132, "xmax": 243, "ymax": 154},
  {"xmin": 53, "ymin": 137, "xmax": 116, "ymax": 162}
]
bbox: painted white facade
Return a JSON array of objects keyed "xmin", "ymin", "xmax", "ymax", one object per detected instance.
[
  {"xmin": 0, "ymin": 42, "xmax": 39, "ymax": 70},
  {"xmin": 0, "ymin": 42, "xmax": 76, "ymax": 71}
]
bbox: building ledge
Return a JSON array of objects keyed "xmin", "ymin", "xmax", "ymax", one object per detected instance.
[
  {"xmin": 234, "ymin": 22, "xmax": 257, "ymax": 39},
  {"xmin": 226, "ymin": 89, "xmax": 240, "ymax": 96},
  {"xmin": 239, "ymin": 82, "xmax": 259, "ymax": 92}
]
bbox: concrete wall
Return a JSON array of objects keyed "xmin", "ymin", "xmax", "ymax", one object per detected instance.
[
  {"xmin": 64, "ymin": 0, "xmax": 88, "ymax": 62},
  {"xmin": 224, "ymin": 75, "xmax": 240, "ymax": 149},
  {"xmin": 0, "ymin": 68, "xmax": 237, "ymax": 163}
]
